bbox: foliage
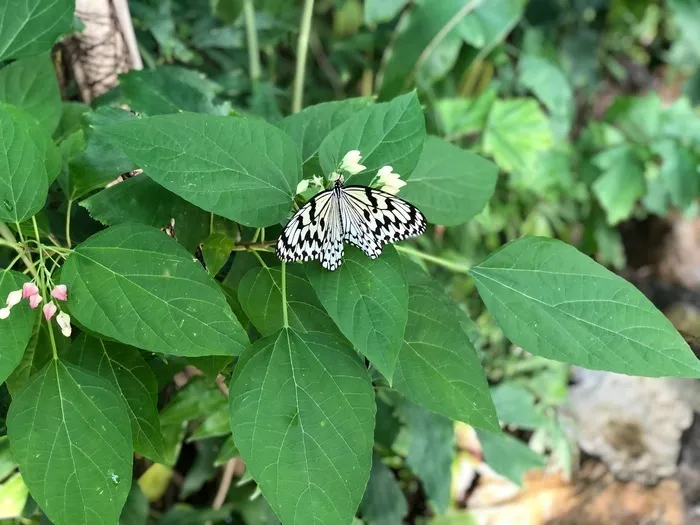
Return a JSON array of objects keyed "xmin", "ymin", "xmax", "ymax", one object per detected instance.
[{"xmin": 0, "ymin": 0, "xmax": 698, "ymax": 524}]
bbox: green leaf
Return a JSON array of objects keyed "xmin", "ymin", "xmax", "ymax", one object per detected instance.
[
  {"xmin": 435, "ymin": 88, "xmax": 497, "ymax": 138},
  {"xmin": 319, "ymin": 92, "xmax": 426, "ymax": 184},
  {"xmin": 400, "ymin": 136, "xmax": 497, "ymax": 226},
  {"xmin": 490, "ymin": 383, "xmax": 545, "ymax": 430},
  {"xmin": 359, "ymin": 453, "xmax": 408, "ymax": 525},
  {"xmin": 188, "ymin": 404, "xmax": 230, "ymax": 441},
  {"xmin": 0, "ymin": 0, "xmax": 74, "ymax": 61},
  {"xmin": 456, "ymin": 0, "xmax": 523, "ymax": 50},
  {"xmin": 120, "ymin": 484, "xmax": 149, "ymax": 525},
  {"xmin": 378, "ymin": 0, "xmax": 477, "ymax": 98},
  {"xmin": 652, "ymin": 139, "xmax": 698, "ymax": 210},
  {"xmin": 393, "ymin": 265, "xmax": 498, "ymax": 430},
  {"xmin": 7, "ymin": 359, "xmax": 133, "ymax": 525},
  {"xmin": 476, "ymin": 429, "xmax": 544, "ymax": 486},
  {"xmin": 307, "ymin": 245, "xmax": 408, "ymax": 382},
  {"xmin": 364, "ymin": 0, "xmax": 408, "ymax": 24},
  {"xmin": 80, "ymin": 175, "xmax": 210, "ymax": 253},
  {"xmin": 201, "ymin": 233, "xmax": 235, "ymax": 277},
  {"xmin": 63, "ymin": 335, "xmax": 165, "ymax": 462},
  {"xmin": 398, "ymin": 402, "xmax": 454, "ymax": 514},
  {"xmin": 94, "ymin": 112, "xmax": 302, "ymax": 227},
  {"xmin": 54, "ymin": 102, "xmax": 90, "ymax": 142},
  {"xmin": 469, "ymin": 236, "xmax": 700, "ymax": 377},
  {"xmin": 229, "ymin": 328, "xmax": 375, "ymax": 525},
  {"xmin": 159, "ymin": 376, "xmax": 228, "ymax": 427},
  {"xmin": 214, "ymin": 435, "xmax": 239, "ymax": 466},
  {"xmin": 0, "ymin": 104, "xmax": 49, "ymax": 223},
  {"xmin": 604, "ymin": 94, "xmax": 662, "ymax": 143},
  {"xmin": 0, "ymin": 271, "xmax": 35, "ymax": 385},
  {"xmin": 120, "ymin": 67, "xmax": 230, "ymax": 116},
  {"xmin": 279, "ymin": 98, "xmax": 373, "ymax": 163},
  {"xmin": 61, "ymin": 223, "xmax": 248, "ymax": 357},
  {"xmin": 0, "ymin": 53, "xmax": 61, "ymax": 133},
  {"xmin": 159, "ymin": 504, "xmax": 234, "ymax": 525},
  {"xmin": 518, "ymin": 55, "xmax": 573, "ymax": 137},
  {"xmin": 592, "ymin": 145, "xmax": 646, "ymax": 225},
  {"xmin": 238, "ymin": 265, "xmax": 341, "ymax": 337},
  {"xmin": 483, "ymin": 98, "xmax": 553, "ymax": 175}
]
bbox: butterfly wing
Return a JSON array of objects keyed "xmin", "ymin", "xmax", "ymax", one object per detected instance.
[
  {"xmin": 340, "ymin": 186, "xmax": 427, "ymax": 257},
  {"xmin": 276, "ymin": 189, "xmax": 345, "ymax": 271}
]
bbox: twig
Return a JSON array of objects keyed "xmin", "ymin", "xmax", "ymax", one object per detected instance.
[
  {"xmin": 243, "ymin": 0, "xmax": 261, "ymax": 81},
  {"xmin": 212, "ymin": 459, "xmax": 237, "ymax": 510},
  {"xmin": 292, "ymin": 0, "xmax": 315, "ymax": 113}
]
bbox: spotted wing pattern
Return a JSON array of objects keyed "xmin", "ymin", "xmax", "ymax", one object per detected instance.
[{"xmin": 276, "ymin": 184, "xmax": 426, "ymax": 271}]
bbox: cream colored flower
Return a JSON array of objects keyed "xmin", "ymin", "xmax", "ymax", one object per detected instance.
[
  {"xmin": 311, "ymin": 175, "xmax": 324, "ymax": 188},
  {"xmin": 340, "ymin": 150, "xmax": 366, "ymax": 175},
  {"xmin": 377, "ymin": 165, "xmax": 406, "ymax": 195},
  {"xmin": 5, "ymin": 290, "xmax": 22, "ymax": 308},
  {"xmin": 56, "ymin": 312, "xmax": 72, "ymax": 337},
  {"xmin": 295, "ymin": 179, "xmax": 310, "ymax": 194}
]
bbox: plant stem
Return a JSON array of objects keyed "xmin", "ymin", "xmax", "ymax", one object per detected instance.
[
  {"xmin": 31, "ymin": 216, "xmax": 58, "ymax": 360},
  {"xmin": 0, "ymin": 222, "xmax": 38, "ymax": 280},
  {"xmin": 249, "ymin": 249, "xmax": 268, "ymax": 269},
  {"xmin": 65, "ymin": 199, "xmax": 73, "ymax": 248},
  {"xmin": 209, "ymin": 213, "xmax": 215, "ymax": 235},
  {"xmin": 281, "ymin": 261, "xmax": 289, "ymax": 328},
  {"xmin": 395, "ymin": 245, "xmax": 471, "ymax": 274},
  {"xmin": 292, "ymin": 0, "xmax": 315, "ymax": 113},
  {"xmin": 243, "ymin": 0, "xmax": 261, "ymax": 82}
]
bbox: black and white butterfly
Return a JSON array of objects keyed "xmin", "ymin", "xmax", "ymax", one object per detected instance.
[{"xmin": 276, "ymin": 176, "xmax": 426, "ymax": 270}]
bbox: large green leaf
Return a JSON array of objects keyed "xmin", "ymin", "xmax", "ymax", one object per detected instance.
[
  {"xmin": 435, "ymin": 89, "xmax": 497, "ymax": 138},
  {"xmin": 393, "ymin": 265, "xmax": 498, "ymax": 430},
  {"xmin": 483, "ymin": 98, "xmax": 553, "ymax": 175},
  {"xmin": 0, "ymin": 271, "xmax": 35, "ymax": 385},
  {"xmin": 457, "ymin": 0, "xmax": 523, "ymax": 50},
  {"xmin": 400, "ymin": 136, "xmax": 497, "ymax": 226},
  {"xmin": 0, "ymin": 104, "xmax": 49, "ymax": 223},
  {"xmin": 476, "ymin": 429, "xmax": 544, "ymax": 486},
  {"xmin": 80, "ymin": 175, "xmax": 210, "ymax": 253},
  {"xmin": 119, "ymin": 67, "xmax": 230, "ymax": 116},
  {"xmin": 318, "ymin": 92, "xmax": 426, "ymax": 184},
  {"xmin": 7, "ymin": 359, "xmax": 132, "ymax": 525},
  {"xmin": 94, "ymin": 112, "xmax": 302, "ymax": 227},
  {"xmin": 398, "ymin": 402, "xmax": 454, "ymax": 514},
  {"xmin": 470, "ymin": 236, "xmax": 700, "ymax": 377},
  {"xmin": 652, "ymin": 139, "xmax": 697, "ymax": 210},
  {"xmin": 592, "ymin": 145, "xmax": 646, "ymax": 225},
  {"xmin": 238, "ymin": 265, "xmax": 340, "ymax": 336},
  {"xmin": 61, "ymin": 223, "xmax": 248, "ymax": 357},
  {"xmin": 364, "ymin": 0, "xmax": 408, "ymax": 24},
  {"xmin": 0, "ymin": 0, "xmax": 74, "ymax": 61},
  {"xmin": 229, "ymin": 329, "xmax": 375, "ymax": 525},
  {"xmin": 64, "ymin": 335, "xmax": 165, "ymax": 463},
  {"xmin": 307, "ymin": 246, "xmax": 408, "ymax": 382},
  {"xmin": 278, "ymin": 98, "xmax": 373, "ymax": 163},
  {"xmin": 359, "ymin": 453, "xmax": 408, "ymax": 525},
  {"xmin": 0, "ymin": 53, "xmax": 61, "ymax": 133}
]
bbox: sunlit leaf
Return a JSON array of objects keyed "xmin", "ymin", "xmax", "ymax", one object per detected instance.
[{"xmin": 0, "ymin": 0, "xmax": 74, "ymax": 61}]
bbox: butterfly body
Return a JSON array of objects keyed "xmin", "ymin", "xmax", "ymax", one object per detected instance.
[{"xmin": 277, "ymin": 178, "xmax": 426, "ymax": 270}]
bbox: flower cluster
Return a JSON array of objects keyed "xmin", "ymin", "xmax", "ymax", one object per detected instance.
[
  {"xmin": 0, "ymin": 282, "xmax": 72, "ymax": 337},
  {"xmin": 376, "ymin": 165, "xmax": 405, "ymax": 195}
]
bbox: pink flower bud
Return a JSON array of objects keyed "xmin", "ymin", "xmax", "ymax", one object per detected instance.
[
  {"xmin": 51, "ymin": 284, "xmax": 68, "ymax": 301},
  {"xmin": 0, "ymin": 307, "xmax": 9, "ymax": 319},
  {"xmin": 29, "ymin": 294, "xmax": 43, "ymax": 309},
  {"xmin": 56, "ymin": 312, "xmax": 72, "ymax": 337},
  {"xmin": 22, "ymin": 282, "xmax": 39, "ymax": 299},
  {"xmin": 5, "ymin": 290, "xmax": 22, "ymax": 308},
  {"xmin": 43, "ymin": 301, "xmax": 57, "ymax": 321}
]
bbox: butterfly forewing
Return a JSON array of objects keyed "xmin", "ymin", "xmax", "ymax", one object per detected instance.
[{"xmin": 276, "ymin": 182, "xmax": 426, "ymax": 270}]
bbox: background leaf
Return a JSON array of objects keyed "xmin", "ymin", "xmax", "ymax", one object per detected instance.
[
  {"xmin": 399, "ymin": 136, "xmax": 498, "ymax": 226},
  {"xmin": 307, "ymin": 246, "xmax": 408, "ymax": 382},
  {"xmin": 64, "ymin": 335, "xmax": 165, "ymax": 462},
  {"xmin": 318, "ymin": 92, "xmax": 426, "ymax": 184},
  {"xmin": 229, "ymin": 329, "xmax": 375, "ymax": 525},
  {"xmin": 476, "ymin": 429, "xmax": 545, "ymax": 486},
  {"xmin": 364, "ymin": 0, "xmax": 408, "ymax": 25},
  {"xmin": 0, "ymin": 103, "xmax": 49, "ymax": 223},
  {"xmin": 61, "ymin": 223, "xmax": 248, "ymax": 357},
  {"xmin": 592, "ymin": 145, "xmax": 646, "ymax": 225},
  {"xmin": 0, "ymin": 0, "xmax": 74, "ymax": 61},
  {"xmin": 0, "ymin": 53, "xmax": 61, "ymax": 133},
  {"xmin": 200, "ymin": 233, "xmax": 235, "ymax": 277},
  {"xmin": 359, "ymin": 453, "xmax": 408, "ymax": 525},
  {"xmin": 0, "ymin": 270, "xmax": 35, "ymax": 385},
  {"xmin": 95, "ymin": 112, "xmax": 302, "ymax": 227},
  {"xmin": 7, "ymin": 360, "xmax": 133, "ymax": 525},
  {"xmin": 470, "ymin": 236, "xmax": 700, "ymax": 377}
]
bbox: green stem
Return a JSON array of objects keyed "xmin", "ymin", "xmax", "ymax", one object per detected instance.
[
  {"xmin": 209, "ymin": 213, "xmax": 215, "ymax": 235},
  {"xmin": 251, "ymin": 228, "xmax": 261, "ymax": 243},
  {"xmin": 249, "ymin": 249, "xmax": 268, "ymax": 269},
  {"xmin": 0, "ymin": 222, "xmax": 38, "ymax": 280},
  {"xmin": 65, "ymin": 199, "xmax": 73, "ymax": 248},
  {"xmin": 281, "ymin": 261, "xmax": 289, "ymax": 328},
  {"xmin": 5, "ymin": 252, "xmax": 22, "ymax": 270},
  {"xmin": 291, "ymin": 0, "xmax": 315, "ymax": 113},
  {"xmin": 395, "ymin": 245, "xmax": 471, "ymax": 274},
  {"xmin": 243, "ymin": 0, "xmax": 261, "ymax": 82},
  {"xmin": 31, "ymin": 216, "xmax": 58, "ymax": 360}
]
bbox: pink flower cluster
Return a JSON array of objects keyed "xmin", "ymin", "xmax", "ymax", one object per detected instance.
[{"xmin": 0, "ymin": 283, "xmax": 72, "ymax": 337}]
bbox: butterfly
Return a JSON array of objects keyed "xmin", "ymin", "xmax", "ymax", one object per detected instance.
[{"xmin": 276, "ymin": 175, "xmax": 426, "ymax": 270}]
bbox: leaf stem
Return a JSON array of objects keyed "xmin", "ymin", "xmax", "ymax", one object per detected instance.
[
  {"xmin": 249, "ymin": 249, "xmax": 269, "ymax": 269},
  {"xmin": 281, "ymin": 261, "xmax": 289, "ymax": 328},
  {"xmin": 243, "ymin": 0, "xmax": 261, "ymax": 82},
  {"xmin": 292, "ymin": 0, "xmax": 315, "ymax": 113},
  {"xmin": 31, "ymin": 216, "xmax": 59, "ymax": 360},
  {"xmin": 395, "ymin": 245, "xmax": 471, "ymax": 274},
  {"xmin": 209, "ymin": 213, "xmax": 215, "ymax": 235},
  {"xmin": 0, "ymin": 222, "xmax": 38, "ymax": 280},
  {"xmin": 65, "ymin": 199, "xmax": 73, "ymax": 248}
]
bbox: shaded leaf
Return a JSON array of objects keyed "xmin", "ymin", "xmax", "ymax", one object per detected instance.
[
  {"xmin": 0, "ymin": 271, "xmax": 35, "ymax": 385},
  {"xmin": 201, "ymin": 233, "xmax": 235, "ymax": 277},
  {"xmin": 0, "ymin": 0, "xmax": 74, "ymax": 61},
  {"xmin": 359, "ymin": 453, "xmax": 408, "ymax": 525},
  {"xmin": 214, "ymin": 435, "xmax": 239, "ymax": 466},
  {"xmin": 470, "ymin": 236, "xmax": 700, "ymax": 377},
  {"xmin": 592, "ymin": 145, "xmax": 646, "ymax": 225},
  {"xmin": 476, "ymin": 429, "xmax": 545, "ymax": 486},
  {"xmin": 364, "ymin": 0, "xmax": 408, "ymax": 24},
  {"xmin": 61, "ymin": 223, "xmax": 248, "ymax": 357},
  {"xmin": 490, "ymin": 383, "xmax": 545, "ymax": 430}
]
